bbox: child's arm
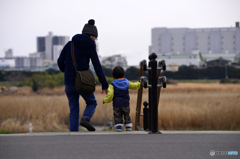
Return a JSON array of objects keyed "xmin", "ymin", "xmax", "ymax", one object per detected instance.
[
  {"xmin": 128, "ymin": 81, "xmax": 141, "ymax": 90},
  {"xmin": 103, "ymin": 85, "xmax": 114, "ymax": 104}
]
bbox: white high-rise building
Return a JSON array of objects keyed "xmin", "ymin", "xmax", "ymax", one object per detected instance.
[
  {"xmin": 53, "ymin": 45, "xmax": 63, "ymax": 64},
  {"xmin": 37, "ymin": 32, "xmax": 69, "ymax": 62},
  {"xmin": 45, "ymin": 32, "xmax": 53, "ymax": 61}
]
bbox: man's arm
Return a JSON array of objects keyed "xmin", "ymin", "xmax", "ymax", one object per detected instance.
[{"xmin": 90, "ymin": 49, "xmax": 109, "ymax": 90}]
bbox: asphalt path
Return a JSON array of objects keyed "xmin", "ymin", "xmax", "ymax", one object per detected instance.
[{"xmin": 0, "ymin": 131, "xmax": 239, "ymax": 159}]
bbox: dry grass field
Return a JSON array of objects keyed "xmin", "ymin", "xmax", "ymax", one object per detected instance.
[{"xmin": 0, "ymin": 83, "xmax": 240, "ymax": 133}]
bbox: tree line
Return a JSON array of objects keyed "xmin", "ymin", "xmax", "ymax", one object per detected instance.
[
  {"xmin": 0, "ymin": 65, "xmax": 239, "ymax": 91},
  {"xmin": 103, "ymin": 65, "xmax": 240, "ymax": 80},
  {"xmin": 161, "ymin": 65, "xmax": 240, "ymax": 79}
]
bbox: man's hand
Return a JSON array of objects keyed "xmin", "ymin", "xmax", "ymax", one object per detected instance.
[{"xmin": 102, "ymin": 89, "xmax": 108, "ymax": 95}]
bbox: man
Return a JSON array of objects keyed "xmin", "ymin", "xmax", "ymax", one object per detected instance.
[{"xmin": 58, "ymin": 19, "xmax": 108, "ymax": 131}]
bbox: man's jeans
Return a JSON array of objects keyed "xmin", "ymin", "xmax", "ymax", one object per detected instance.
[{"xmin": 65, "ymin": 84, "xmax": 97, "ymax": 131}]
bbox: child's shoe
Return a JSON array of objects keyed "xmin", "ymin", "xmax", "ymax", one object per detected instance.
[
  {"xmin": 126, "ymin": 127, "xmax": 132, "ymax": 131},
  {"xmin": 116, "ymin": 126, "xmax": 122, "ymax": 132}
]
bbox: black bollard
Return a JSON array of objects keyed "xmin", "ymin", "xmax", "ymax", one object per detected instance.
[
  {"xmin": 136, "ymin": 53, "xmax": 166, "ymax": 133},
  {"xmin": 149, "ymin": 53, "xmax": 157, "ymax": 60},
  {"xmin": 143, "ymin": 101, "xmax": 149, "ymax": 131},
  {"xmin": 148, "ymin": 61, "xmax": 152, "ymax": 131},
  {"xmin": 149, "ymin": 54, "xmax": 161, "ymax": 134}
]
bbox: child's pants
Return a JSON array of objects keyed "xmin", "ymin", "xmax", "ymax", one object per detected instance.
[{"xmin": 113, "ymin": 106, "xmax": 132, "ymax": 127}]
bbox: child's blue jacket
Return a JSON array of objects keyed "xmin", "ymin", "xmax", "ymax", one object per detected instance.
[{"xmin": 104, "ymin": 78, "xmax": 140, "ymax": 107}]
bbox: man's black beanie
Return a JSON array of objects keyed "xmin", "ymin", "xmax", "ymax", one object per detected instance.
[{"xmin": 82, "ymin": 19, "xmax": 98, "ymax": 38}]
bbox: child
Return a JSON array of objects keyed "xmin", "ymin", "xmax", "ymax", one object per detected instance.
[{"xmin": 103, "ymin": 66, "xmax": 141, "ymax": 132}]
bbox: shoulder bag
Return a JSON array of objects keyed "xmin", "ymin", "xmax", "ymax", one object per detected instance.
[{"xmin": 71, "ymin": 42, "xmax": 96, "ymax": 94}]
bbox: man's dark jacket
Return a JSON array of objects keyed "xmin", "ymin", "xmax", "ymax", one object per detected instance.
[{"xmin": 57, "ymin": 34, "xmax": 108, "ymax": 89}]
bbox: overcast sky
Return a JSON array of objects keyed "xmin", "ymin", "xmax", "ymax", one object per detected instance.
[{"xmin": 0, "ymin": 0, "xmax": 240, "ymax": 66}]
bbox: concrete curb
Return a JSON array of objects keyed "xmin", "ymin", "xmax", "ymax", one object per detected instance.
[{"xmin": 1, "ymin": 130, "xmax": 240, "ymax": 137}]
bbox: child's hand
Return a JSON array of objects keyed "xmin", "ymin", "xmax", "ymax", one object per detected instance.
[{"xmin": 102, "ymin": 89, "xmax": 108, "ymax": 95}]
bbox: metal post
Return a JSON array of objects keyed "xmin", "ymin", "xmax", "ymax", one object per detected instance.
[
  {"xmin": 136, "ymin": 53, "xmax": 166, "ymax": 133},
  {"xmin": 225, "ymin": 64, "xmax": 228, "ymax": 79},
  {"xmin": 143, "ymin": 101, "xmax": 149, "ymax": 131},
  {"xmin": 148, "ymin": 61, "xmax": 152, "ymax": 131},
  {"xmin": 150, "ymin": 57, "xmax": 160, "ymax": 133},
  {"xmin": 157, "ymin": 70, "xmax": 161, "ymax": 105},
  {"xmin": 135, "ymin": 60, "xmax": 145, "ymax": 130}
]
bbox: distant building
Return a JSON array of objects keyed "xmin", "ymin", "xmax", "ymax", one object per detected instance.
[
  {"xmin": 0, "ymin": 58, "xmax": 15, "ymax": 69},
  {"xmin": 0, "ymin": 32, "xmax": 69, "ymax": 71},
  {"xmin": 100, "ymin": 55, "xmax": 128, "ymax": 70},
  {"xmin": 37, "ymin": 37, "xmax": 45, "ymax": 52},
  {"xmin": 53, "ymin": 45, "xmax": 63, "ymax": 64},
  {"xmin": 5, "ymin": 49, "xmax": 13, "ymax": 59},
  {"xmin": 158, "ymin": 52, "xmax": 201, "ymax": 68},
  {"xmin": 167, "ymin": 63, "xmax": 179, "ymax": 72},
  {"xmin": 36, "ymin": 32, "xmax": 69, "ymax": 63},
  {"xmin": 29, "ymin": 52, "xmax": 45, "ymax": 59},
  {"xmin": 30, "ymin": 58, "xmax": 42, "ymax": 68},
  {"xmin": 201, "ymin": 53, "xmax": 235, "ymax": 62},
  {"xmin": 15, "ymin": 57, "xmax": 42, "ymax": 69},
  {"xmin": 53, "ymin": 36, "xmax": 69, "ymax": 46},
  {"xmin": 150, "ymin": 22, "xmax": 240, "ymax": 66},
  {"xmin": 15, "ymin": 57, "xmax": 30, "ymax": 68},
  {"xmin": 45, "ymin": 32, "xmax": 53, "ymax": 61},
  {"xmin": 42, "ymin": 60, "xmax": 53, "ymax": 67},
  {"xmin": 206, "ymin": 57, "xmax": 231, "ymax": 66}
]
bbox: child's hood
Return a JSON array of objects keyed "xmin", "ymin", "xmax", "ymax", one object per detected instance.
[{"xmin": 112, "ymin": 78, "xmax": 129, "ymax": 90}]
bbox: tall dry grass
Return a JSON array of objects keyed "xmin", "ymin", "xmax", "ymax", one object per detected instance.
[{"xmin": 0, "ymin": 83, "xmax": 240, "ymax": 133}]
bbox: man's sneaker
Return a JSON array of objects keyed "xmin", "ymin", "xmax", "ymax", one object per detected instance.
[
  {"xmin": 80, "ymin": 118, "xmax": 95, "ymax": 131},
  {"xmin": 126, "ymin": 127, "xmax": 132, "ymax": 131},
  {"xmin": 116, "ymin": 126, "xmax": 122, "ymax": 132}
]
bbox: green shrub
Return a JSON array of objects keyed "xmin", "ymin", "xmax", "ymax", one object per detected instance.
[
  {"xmin": 19, "ymin": 72, "xmax": 64, "ymax": 91},
  {"xmin": 46, "ymin": 80, "xmax": 56, "ymax": 89},
  {"xmin": 95, "ymin": 76, "xmax": 114, "ymax": 85},
  {"xmin": 20, "ymin": 72, "xmax": 116, "ymax": 90},
  {"xmin": 0, "ymin": 130, "xmax": 11, "ymax": 134}
]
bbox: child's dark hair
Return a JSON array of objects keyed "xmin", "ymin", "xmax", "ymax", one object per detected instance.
[{"xmin": 112, "ymin": 66, "xmax": 125, "ymax": 79}]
